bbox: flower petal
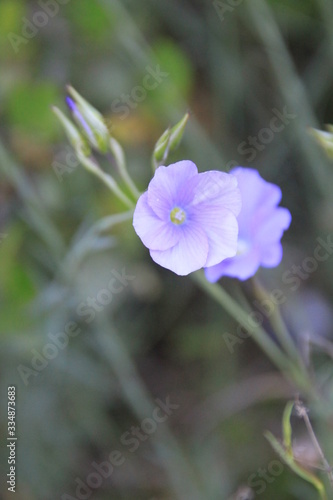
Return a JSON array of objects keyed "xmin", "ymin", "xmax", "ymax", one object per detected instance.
[
  {"xmin": 205, "ymin": 248, "xmax": 261, "ymax": 282},
  {"xmin": 230, "ymin": 167, "xmax": 282, "ymax": 237},
  {"xmin": 231, "ymin": 167, "xmax": 282, "ymax": 210},
  {"xmin": 260, "ymin": 242, "xmax": 283, "ymax": 267},
  {"xmin": 148, "ymin": 160, "xmax": 198, "ymax": 219},
  {"xmin": 133, "ymin": 192, "xmax": 180, "ymax": 250},
  {"xmin": 256, "ymin": 207, "xmax": 291, "ymax": 245},
  {"xmin": 204, "ymin": 168, "xmax": 291, "ymax": 281},
  {"xmin": 185, "ymin": 171, "xmax": 242, "ymax": 217},
  {"xmin": 191, "ymin": 207, "xmax": 239, "ymax": 267},
  {"xmin": 150, "ymin": 222, "xmax": 209, "ymax": 276}
]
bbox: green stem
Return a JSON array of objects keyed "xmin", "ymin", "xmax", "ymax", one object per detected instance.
[
  {"xmin": 265, "ymin": 431, "xmax": 327, "ymax": 500},
  {"xmin": 192, "ymin": 271, "xmax": 317, "ymax": 398},
  {"xmin": 78, "ymin": 153, "xmax": 135, "ymax": 208},
  {"xmin": 109, "ymin": 137, "xmax": 141, "ymax": 200},
  {"xmin": 297, "ymin": 399, "xmax": 333, "ymax": 489},
  {"xmin": 61, "ymin": 210, "xmax": 134, "ymax": 281},
  {"xmin": 193, "ymin": 271, "xmax": 290, "ymax": 373},
  {"xmin": 250, "ymin": 278, "xmax": 308, "ymax": 373}
]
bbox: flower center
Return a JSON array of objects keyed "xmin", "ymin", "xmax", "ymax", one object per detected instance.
[{"xmin": 170, "ymin": 207, "xmax": 186, "ymax": 225}]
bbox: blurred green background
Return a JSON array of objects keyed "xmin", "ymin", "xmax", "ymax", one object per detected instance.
[{"xmin": 1, "ymin": 0, "xmax": 333, "ymax": 499}]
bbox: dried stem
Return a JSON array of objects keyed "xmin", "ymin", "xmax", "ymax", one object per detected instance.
[{"xmin": 295, "ymin": 397, "xmax": 333, "ymax": 489}]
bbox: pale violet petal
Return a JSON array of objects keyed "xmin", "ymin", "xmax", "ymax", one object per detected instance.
[
  {"xmin": 185, "ymin": 171, "xmax": 242, "ymax": 217},
  {"xmin": 150, "ymin": 222, "xmax": 208, "ymax": 276},
  {"xmin": 133, "ymin": 192, "xmax": 180, "ymax": 251},
  {"xmin": 148, "ymin": 160, "xmax": 198, "ymax": 219},
  {"xmin": 230, "ymin": 167, "xmax": 283, "ymax": 238},
  {"xmin": 260, "ymin": 242, "xmax": 283, "ymax": 267},
  {"xmin": 205, "ymin": 248, "xmax": 261, "ymax": 282},
  {"xmin": 256, "ymin": 207, "xmax": 291, "ymax": 245},
  {"xmin": 191, "ymin": 207, "xmax": 239, "ymax": 267}
]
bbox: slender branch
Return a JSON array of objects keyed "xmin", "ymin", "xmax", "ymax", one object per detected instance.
[
  {"xmin": 109, "ymin": 137, "xmax": 141, "ymax": 200},
  {"xmin": 192, "ymin": 271, "xmax": 316, "ymax": 398},
  {"xmin": 295, "ymin": 398, "xmax": 333, "ymax": 489},
  {"xmin": 78, "ymin": 153, "xmax": 135, "ymax": 208},
  {"xmin": 60, "ymin": 210, "xmax": 134, "ymax": 280},
  {"xmin": 192, "ymin": 271, "xmax": 291, "ymax": 374},
  {"xmin": 250, "ymin": 277, "xmax": 308, "ymax": 374}
]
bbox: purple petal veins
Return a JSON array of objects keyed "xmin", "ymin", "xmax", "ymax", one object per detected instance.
[{"xmin": 133, "ymin": 160, "xmax": 242, "ymax": 276}]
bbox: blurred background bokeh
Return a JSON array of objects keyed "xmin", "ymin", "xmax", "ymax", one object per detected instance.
[{"xmin": 1, "ymin": 0, "xmax": 333, "ymax": 498}]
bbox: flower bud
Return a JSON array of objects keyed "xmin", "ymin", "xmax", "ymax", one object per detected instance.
[
  {"xmin": 309, "ymin": 126, "xmax": 333, "ymax": 159},
  {"xmin": 52, "ymin": 106, "xmax": 91, "ymax": 157},
  {"xmin": 152, "ymin": 128, "xmax": 171, "ymax": 169},
  {"xmin": 152, "ymin": 112, "xmax": 190, "ymax": 170},
  {"xmin": 66, "ymin": 85, "xmax": 110, "ymax": 153},
  {"xmin": 168, "ymin": 112, "xmax": 190, "ymax": 151}
]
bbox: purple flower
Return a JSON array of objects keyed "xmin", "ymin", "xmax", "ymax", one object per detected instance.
[
  {"xmin": 205, "ymin": 167, "xmax": 291, "ymax": 282},
  {"xmin": 133, "ymin": 160, "xmax": 242, "ymax": 276}
]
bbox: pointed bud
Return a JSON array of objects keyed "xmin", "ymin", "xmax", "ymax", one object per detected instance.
[
  {"xmin": 66, "ymin": 85, "xmax": 109, "ymax": 153},
  {"xmin": 309, "ymin": 126, "xmax": 333, "ymax": 158},
  {"xmin": 152, "ymin": 128, "xmax": 171, "ymax": 170},
  {"xmin": 152, "ymin": 112, "xmax": 190, "ymax": 170},
  {"xmin": 168, "ymin": 112, "xmax": 190, "ymax": 151},
  {"xmin": 52, "ymin": 106, "xmax": 91, "ymax": 157}
]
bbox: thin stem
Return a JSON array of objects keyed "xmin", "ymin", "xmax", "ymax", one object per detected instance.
[
  {"xmin": 89, "ymin": 209, "xmax": 134, "ymax": 233},
  {"xmin": 78, "ymin": 153, "xmax": 135, "ymax": 208},
  {"xmin": 192, "ymin": 271, "xmax": 318, "ymax": 399},
  {"xmin": 250, "ymin": 277, "xmax": 307, "ymax": 373},
  {"xmin": 60, "ymin": 210, "xmax": 134, "ymax": 280},
  {"xmin": 109, "ymin": 137, "xmax": 141, "ymax": 200},
  {"xmin": 192, "ymin": 271, "xmax": 291, "ymax": 374},
  {"xmin": 296, "ymin": 399, "xmax": 333, "ymax": 489}
]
